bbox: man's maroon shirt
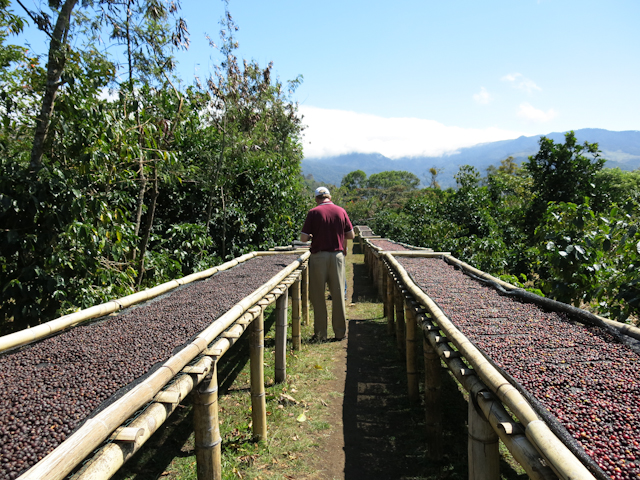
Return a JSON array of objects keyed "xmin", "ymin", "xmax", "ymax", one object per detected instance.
[{"xmin": 301, "ymin": 202, "xmax": 353, "ymax": 254}]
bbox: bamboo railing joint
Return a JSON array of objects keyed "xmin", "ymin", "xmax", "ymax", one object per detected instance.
[
  {"xmin": 154, "ymin": 391, "xmax": 181, "ymax": 404},
  {"xmin": 110, "ymin": 427, "xmax": 144, "ymax": 443},
  {"xmin": 182, "ymin": 365, "xmax": 208, "ymax": 375}
]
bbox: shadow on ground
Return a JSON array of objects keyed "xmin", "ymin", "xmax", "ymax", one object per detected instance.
[
  {"xmin": 111, "ymin": 312, "xmax": 278, "ymax": 480},
  {"xmin": 341, "ymin": 256, "xmax": 527, "ymax": 480}
]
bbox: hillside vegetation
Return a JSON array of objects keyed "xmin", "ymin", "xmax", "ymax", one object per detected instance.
[
  {"xmin": 0, "ymin": 2, "xmax": 310, "ymax": 334},
  {"xmin": 302, "ymin": 128, "xmax": 640, "ymax": 188},
  {"xmin": 332, "ymin": 139, "xmax": 640, "ymax": 322},
  {"xmin": 1, "ymin": 2, "xmax": 638, "ymax": 336}
]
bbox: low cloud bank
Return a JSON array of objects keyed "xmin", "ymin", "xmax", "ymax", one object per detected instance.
[{"xmin": 300, "ymin": 106, "xmax": 527, "ymax": 159}]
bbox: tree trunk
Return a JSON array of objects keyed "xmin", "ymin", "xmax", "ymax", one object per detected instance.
[
  {"xmin": 221, "ymin": 185, "xmax": 227, "ymax": 259},
  {"xmin": 137, "ymin": 162, "xmax": 158, "ymax": 285},
  {"xmin": 30, "ymin": 0, "xmax": 79, "ymax": 170}
]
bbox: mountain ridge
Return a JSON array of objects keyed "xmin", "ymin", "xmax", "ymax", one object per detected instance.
[{"xmin": 302, "ymin": 128, "xmax": 640, "ymax": 188}]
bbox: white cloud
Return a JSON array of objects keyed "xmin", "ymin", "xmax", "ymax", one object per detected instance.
[
  {"xmin": 299, "ymin": 106, "xmax": 527, "ymax": 159},
  {"xmin": 473, "ymin": 87, "xmax": 492, "ymax": 105},
  {"xmin": 501, "ymin": 73, "xmax": 541, "ymax": 94},
  {"xmin": 517, "ymin": 102, "xmax": 558, "ymax": 122}
]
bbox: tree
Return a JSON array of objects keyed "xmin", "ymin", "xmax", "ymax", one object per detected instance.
[
  {"xmin": 367, "ymin": 170, "xmax": 420, "ymax": 190},
  {"xmin": 341, "ymin": 169, "xmax": 367, "ymax": 190},
  {"xmin": 427, "ymin": 167, "xmax": 442, "ymax": 189},
  {"xmin": 486, "ymin": 156, "xmax": 520, "ymax": 177},
  {"xmin": 524, "ymin": 131, "xmax": 606, "ymax": 231},
  {"xmin": 23, "ymin": 0, "xmax": 79, "ymax": 171},
  {"xmin": 454, "ymin": 164, "xmax": 480, "ymax": 190}
]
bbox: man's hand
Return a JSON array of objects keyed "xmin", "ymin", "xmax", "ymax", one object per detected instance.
[{"xmin": 300, "ymin": 233, "xmax": 311, "ymax": 242}]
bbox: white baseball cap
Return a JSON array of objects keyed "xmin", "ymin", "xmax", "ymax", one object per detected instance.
[{"xmin": 315, "ymin": 186, "xmax": 330, "ymax": 197}]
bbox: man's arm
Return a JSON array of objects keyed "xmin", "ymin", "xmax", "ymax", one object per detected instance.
[
  {"xmin": 300, "ymin": 232, "xmax": 311, "ymax": 242},
  {"xmin": 345, "ymin": 229, "xmax": 355, "ymax": 240}
]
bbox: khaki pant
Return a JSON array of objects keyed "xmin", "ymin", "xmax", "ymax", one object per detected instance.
[{"xmin": 309, "ymin": 251, "xmax": 346, "ymax": 340}]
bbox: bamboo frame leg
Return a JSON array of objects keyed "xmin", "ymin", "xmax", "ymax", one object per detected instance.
[
  {"xmin": 250, "ymin": 310, "xmax": 267, "ymax": 441},
  {"xmin": 382, "ymin": 266, "xmax": 388, "ymax": 318},
  {"xmin": 423, "ymin": 334, "xmax": 443, "ymax": 460},
  {"xmin": 275, "ymin": 289, "xmax": 289, "ymax": 383},
  {"xmin": 291, "ymin": 279, "xmax": 301, "ymax": 350},
  {"xmin": 468, "ymin": 393, "xmax": 500, "ymax": 480},
  {"xmin": 193, "ymin": 363, "xmax": 222, "ymax": 480},
  {"xmin": 386, "ymin": 271, "xmax": 395, "ymax": 336},
  {"xmin": 377, "ymin": 257, "xmax": 384, "ymax": 299},
  {"xmin": 404, "ymin": 304, "xmax": 419, "ymax": 402},
  {"xmin": 301, "ymin": 265, "xmax": 309, "ymax": 326},
  {"xmin": 394, "ymin": 286, "xmax": 406, "ymax": 353}
]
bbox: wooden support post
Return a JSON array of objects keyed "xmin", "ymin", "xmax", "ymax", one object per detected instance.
[
  {"xmin": 404, "ymin": 303, "xmax": 419, "ymax": 403},
  {"xmin": 386, "ymin": 271, "xmax": 395, "ymax": 336},
  {"xmin": 394, "ymin": 285, "xmax": 406, "ymax": 352},
  {"xmin": 250, "ymin": 309, "xmax": 267, "ymax": 441},
  {"xmin": 291, "ymin": 279, "xmax": 301, "ymax": 350},
  {"xmin": 377, "ymin": 257, "xmax": 384, "ymax": 300},
  {"xmin": 275, "ymin": 289, "xmax": 289, "ymax": 383},
  {"xmin": 468, "ymin": 392, "xmax": 500, "ymax": 480},
  {"xmin": 301, "ymin": 265, "xmax": 309, "ymax": 326},
  {"xmin": 382, "ymin": 265, "xmax": 388, "ymax": 318},
  {"xmin": 193, "ymin": 363, "xmax": 222, "ymax": 480},
  {"xmin": 423, "ymin": 333, "xmax": 443, "ymax": 460}
]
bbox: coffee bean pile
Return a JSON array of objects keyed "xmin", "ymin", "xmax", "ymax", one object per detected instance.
[
  {"xmin": 398, "ymin": 257, "xmax": 640, "ymax": 480},
  {"xmin": 0, "ymin": 255, "xmax": 295, "ymax": 480},
  {"xmin": 370, "ymin": 239, "xmax": 410, "ymax": 251}
]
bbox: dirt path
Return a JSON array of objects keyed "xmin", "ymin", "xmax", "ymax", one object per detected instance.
[{"xmin": 308, "ymin": 253, "xmax": 444, "ymax": 480}]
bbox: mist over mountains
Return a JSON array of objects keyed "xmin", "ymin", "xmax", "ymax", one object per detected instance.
[{"xmin": 301, "ymin": 128, "xmax": 640, "ymax": 189}]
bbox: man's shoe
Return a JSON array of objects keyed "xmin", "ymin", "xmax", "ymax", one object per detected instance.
[{"xmin": 310, "ymin": 334, "xmax": 327, "ymax": 343}]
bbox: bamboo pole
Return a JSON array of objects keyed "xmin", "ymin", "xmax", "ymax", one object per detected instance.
[
  {"xmin": 301, "ymin": 263, "xmax": 309, "ymax": 326},
  {"xmin": 444, "ymin": 253, "xmax": 640, "ymax": 341},
  {"xmin": 20, "ymin": 251, "xmax": 310, "ymax": 480},
  {"xmin": 250, "ymin": 309, "xmax": 267, "ymax": 441},
  {"xmin": 394, "ymin": 284, "xmax": 406, "ymax": 353},
  {"xmin": 275, "ymin": 288, "xmax": 289, "ymax": 383},
  {"xmin": 0, "ymin": 253, "xmax": 259, "ymax": 354},
  {"xmin": 382, "ymin": 266, "xmax": 388, "ymax": 317},
  {"xmin": 72, "ymin": 355, "xmax": 215, "ymax": 480},
  {"xmin": 384, "ymin": 253, "xmax": 595, "ymax": 480},
  {"xmin": 377, "ymin": 254, "xmax": 384, "ymax": 299},
  {"xmin": 73, "ymin": 305, "xmax": 266, "ymax": 480},
  {"xmin": 386, "ymin": 268, "xmax": 395, "ymax": 336},
  {"xmin": 468, "ymin": 394, "xmax": 500, "ymax": 480},
  {"xmin": 291, "ymin": 279, "xmax": 301, "ymax": 350},
  {"xmin": 424, "ymin": 329, "xmax": 556, "ymax": 480},
  {"xmin": 194, "ymin": 363, "xmax": 222, "ymax": 480},
  {"xmin": 404, "ymin": 301, "xmax": 419, "ymax": 402},
  {"xmin": 422, "ymin": 329, "xmax": 442, "ymax": 460}
]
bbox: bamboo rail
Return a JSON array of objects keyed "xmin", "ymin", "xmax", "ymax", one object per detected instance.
[
  {"xmin": 383, "ymin": 252, "xmax": 595, "ymax": 480},
  {"xmin": 250, "ymin": 310, "xmax": 267, "ymax": 441},
  {"xmin": 443, "ymin": 254, "xmax": 640, "ymax": 341},
  {"xmin": 19, "ymin": 251, "xmax": 310, "ymax": 480},
  {"xmin": 0, "ymin": 253, "xmax": 259, "ymax": 353}
]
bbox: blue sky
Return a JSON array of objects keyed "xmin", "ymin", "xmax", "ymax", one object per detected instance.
[{"xmin": 11, "ymin": 0, "xmax": 640, "ymax": 159}]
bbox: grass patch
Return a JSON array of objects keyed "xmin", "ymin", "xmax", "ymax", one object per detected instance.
[
  {"xmin": 112, "ymin": 244, "xmax": 530, "ymax": 479},
  {"xmin": 114, "ymin": 300, "xmax": 347, "ymax": 480}
]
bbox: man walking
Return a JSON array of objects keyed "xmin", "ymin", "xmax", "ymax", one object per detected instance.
[{"xmin": 300, "ymin": 187, "xmax": 355, "ymax": 341}]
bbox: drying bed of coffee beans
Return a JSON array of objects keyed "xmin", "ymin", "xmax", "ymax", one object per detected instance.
[
  {"xmin": 370, "ymin": 239, "xmax": 410, "ymax": 251},
  {"xmin": 398, "ymin": 256, "xmax": 640, "ymax": 480},
  {"xmin": 0, "ymin": 254, "xmax": 296, "ymax": 480}
]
